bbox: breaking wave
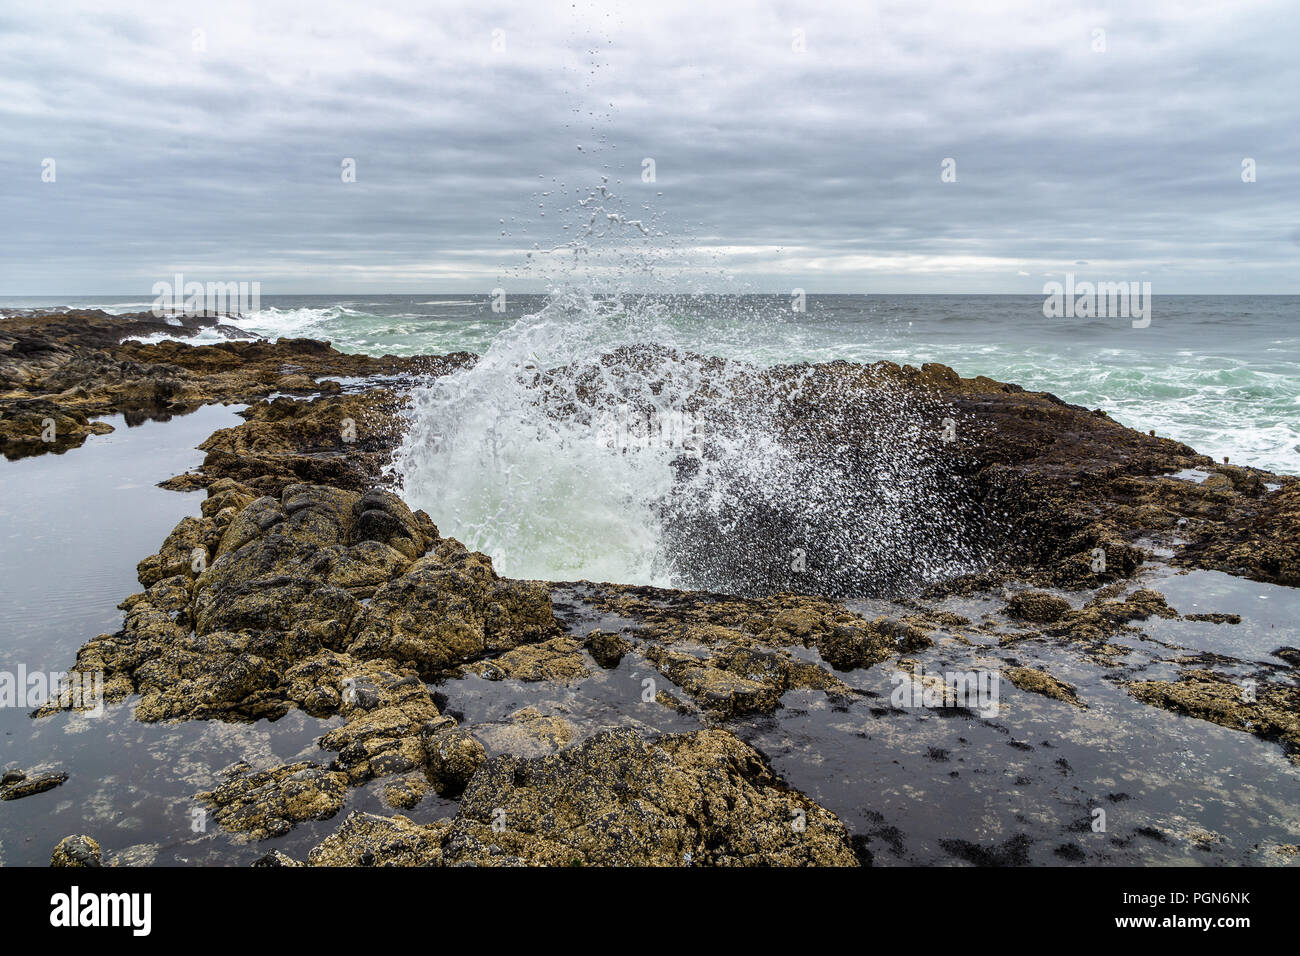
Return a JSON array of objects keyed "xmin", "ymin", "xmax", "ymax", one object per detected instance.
[{"xmin": 393, "ymin": 182, "xmax": 985, "ymax": 595}]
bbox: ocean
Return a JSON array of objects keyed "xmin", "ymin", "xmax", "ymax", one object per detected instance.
[{"xmin": 4, "ymin": 292, "xmax": 1297, "ymax": 477}]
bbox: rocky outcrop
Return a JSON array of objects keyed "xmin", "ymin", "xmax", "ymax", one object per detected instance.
[
  {"xmin": 1005, "ymin": 666, "xmax": 1085, "ymax": 708},
  {"xmin": 295, "ymin": 728, "xmax": 860, "ymax": 867},
  {"xmin": 0, "ymin": 309, "xmax": 472, "ymax": 461},
  {"xmin": 197, "ymin": 761, "xmax": 348, "ymax": 840},
  {"xmin": 1004, "ymin": 592, "xmax": 1072, "ymax": 624},
  {"xmin": 19, "ymin": 313, "xmax": 1300, "ymax": 864},
  {"xmin": 0, "ymin": 399, "xmax": 113, "ymax": 459},
  {"xmin": 303, "ymin": 812, "xmax": 450, "ymax": 866},
  {"xmin": 1128, "ymin": 670, "xmax": 1300, "ymax": 750},
  {"xmin": 50, "ymin": 835, "xmax": 103, "ymax": 867},
  {"xmin": 51, "ymin": 478, "xmax": 557, "ymax": 726},
  {"xmin": 1, "ymin": 768, "xmax": 69, "ymax": 800}
]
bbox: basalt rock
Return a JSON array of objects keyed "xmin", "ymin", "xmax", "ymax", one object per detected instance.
[
  {"xmin": 319, "ymin": 665, "xmax": 442, "ymax": 786},
  {"xmin": 0, "ymin": 399, "xmax": 114, "ymax": 460},
  {"xmin": 22, "ymin": 315, "xmax": 1300, "ymax": 865},
  {"xmin": 572, "ymin": 585, "xmax": 895, "ymax": 716},
  {"xmin": 476, "ymin": 636, "xmax": 591, "ymax": 683},
  {"xmin": 816, "ymin": 618, "xmax": 933, "ymax": 671},
  {"xmin": 1005, "ymin": 592, "xmax": 1072, "ymax": 624},
  {"xmin": 50, "ymin": 837, "xmax": 103, "ymax": 868},
  {"xmin": 50, "ymin": 835, "xmax": 103, "ymax": 867},
  {"xmin": 305, "ymin": 812, "xmax": 451, "ymax": 867},
  {"xmin": 295, "ymin": 728, "xmax": 860, "ymax": 867},
  {"xmin": 1005, "ymin": 666, "xmax": 1085, "ymax": 708},
  {"xmin": 197, "ymin": 391, "xmax": 413, "ymax": 496},
  {"xmin": 46, "ymin": 479, "xmax": 555, "ymax": 724},
  {"xmin": 424, "ymin": 727, "xmax": 487, "ymax": 798},
  {"xmin": 346, "ymin": 538, "xmax": 559, "ymax": 680},
  {"xmin": 0, "ymin": 769, "xmax": 69, "ymax": 800},
  {"xmin": 1128, "ymin": 670, "xmax": 1300, "ymax": 754},
  {"xmin": 198, "ymin": 761, "xmax": 348, "ymax": 840},
  {"xmin": 584, "ymin": 629, "xmax": 631, "ymax": 668},
  {"xmin": 467, "ymin": 706, "xmax": 578, "ymax": 760},
  {"xmin": 441, "ymin": 728, "xmax": 860, "ymax": 866}
]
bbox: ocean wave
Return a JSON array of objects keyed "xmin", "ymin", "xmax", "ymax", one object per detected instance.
[
  {"xmin": 122, "ymin": 328, "xmax": 257, "ymax": 346},
  {"xmin": 235, "ymin": 306, "xmax": 346, "ymax": 339}
]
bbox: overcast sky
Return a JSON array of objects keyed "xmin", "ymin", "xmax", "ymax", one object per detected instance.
[{"xmin": 1, "ymin": 0, "xmax": 1297, "ymax": 294}]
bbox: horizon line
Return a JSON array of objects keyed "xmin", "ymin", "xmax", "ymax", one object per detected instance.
[{"xmin": 4, "ymin": 291, "xmax": 1300, "ymax": 298}]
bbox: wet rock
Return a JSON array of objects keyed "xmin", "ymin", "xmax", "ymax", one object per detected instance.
[
  {"xmin": 1, "ymin": 309, "xmax": 471, "ymax": 463},
  {"xmin": 478, "ymin": 636, "xmax": 590, "ymax": 682},
  {"xmin": 469, "ymin": 706, "xmax": 576, "ymax": 759},
  {"xmin": 443, "ymin": 728, "xmax": 859, "ymax": 866},
  {"xmin": 382, "ymin": 774, "xmax": 430, "ymax": 810},
  {"xmin": 47, "ymin": 482, "xmax": 456, "ymax": 723},
  {"xmin": 137, "ymin": 515, "xmax": 220, "ymax": 587},
  {"xmin": 197, "ymin": 390, "xmax": 420, "ymax": 496},
  {"xmin": 644, "ymin": 647, "xmax": 782, "ymax": 718},
  {"xmin": 424, "ymin": 727, "xmax": 487, "ymax": 797},
  {"xmin": 816, "ymin": 624, "xmax": 892, "ymax": 671},
  {"xmin": 200, "ymin": 477, "xmax": 257, "ymax": 518},
  {"xmin": 351, "ymin": 488, "xmax": 433, "ymax": 561},
  {"xmin": 319, "ymin": 665, "xmax": 442, "ymax": 786},
  {"xmin": 0, "ymin": 769, "xmax": 68, "ymax": 800},
  {"xmin": 346, "ymin": 538, "xmax": 559, "ymax": 679},
  {"xmin": 305, "ymin": 730, "xmax": 859, "ymax": 867},
  {"xmin": 9, "ymin": 309, "xmax": 1300, "ymax": 590},
  {"xmin": 197, "ymin": 761, "xmax": 348, "ymax": 840},
  {"xmin": 1037, "ymin": 589, "xmax": 1180, "ymax": 656},
  {"xmin": 816, "ymin": 618, "xmax": 930, "ymax": 670},
  {"xmin": 655, "ymin": 689, "xmax": 693, "ymax": 714},
  {"xmin": 1182, "ymin": 612, "xmax": 1242, "ymax": 624},
  {"xmin": 251, "ymin": 850, "xmax": 302, "ymax": 867},
  {"xmin": 1177, "ymin": 482, "xmax": 1300, "ymax": 587},
  {"xmin": 1005, "ymin": 666, "xmax": 1085, "ymax": 708},
  {"xmin": 584, "ymin": 629, "xmax": 631, "ymax": 668},
  {"xmin": 1272, "ymin": 647, "xmax": 1300, "ymax": 667},
  {"xmin": 24, "ymin": 313, "xmax": 1300, "ymax": 865},
  {"xmin": 0, "ymin": 400, "xmax": 114, "ymax": 460},
  {"xmin": 1091, "ymin": 588, "xmax": 1179, "ymax": 623},
  {"xmin": 51, "ymin": 835, "xmax": 102, "ymax": 867},
  {"xmin": 275, "ymin": 374, "xmax": 319, "ymax": 392},
  {"xmin": 1005, "ymin": 591, "xmax": 1071, "ymax": 624},
  {"xmin": 1128, "ymin": 670, "xmax": 1300, "ymax": 753},
  {"xmin": 306, "ymin": 812, "xmax": 450, "ymax": 867}
]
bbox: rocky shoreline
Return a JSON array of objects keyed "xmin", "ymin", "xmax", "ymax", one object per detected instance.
[{"xmin": 3, "ymin": 310, "xmax": 1297, "ymax": 867}]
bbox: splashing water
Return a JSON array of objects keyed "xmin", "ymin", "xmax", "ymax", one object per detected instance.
[{"xmin": 392, "ymin": 177, "xmax": 985, "ymax": 595}]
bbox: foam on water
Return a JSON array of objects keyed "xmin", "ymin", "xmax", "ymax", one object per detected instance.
[{"xmin": 122, "ymin": 327, "xmax": 257, "ymax": 346}]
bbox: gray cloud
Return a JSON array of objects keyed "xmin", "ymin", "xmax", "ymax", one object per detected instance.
[{"xmin": 1, "ymin": 0, "xmax": 1297, "ymax": 293}]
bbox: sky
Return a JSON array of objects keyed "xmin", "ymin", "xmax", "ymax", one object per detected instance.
[{"xmin": 1, "ymin": 0, "xmax": 1297, "ymax": 294}]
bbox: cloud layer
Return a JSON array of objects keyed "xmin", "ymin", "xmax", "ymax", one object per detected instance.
[{"xmin": 2, "ymin": 0, "xmax": 1297, "ymax": 293}]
